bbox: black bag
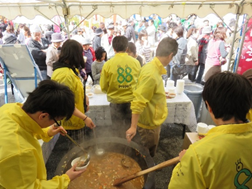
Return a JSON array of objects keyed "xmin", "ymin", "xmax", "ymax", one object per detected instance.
[{"xmin": 172, "ymin": 64, "xmax": 187, "ymax": 76}]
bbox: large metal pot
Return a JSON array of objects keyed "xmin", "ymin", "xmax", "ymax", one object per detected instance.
[{"xmin": 55, "ymin": 137, "xmax": 155, "ymax": 189}]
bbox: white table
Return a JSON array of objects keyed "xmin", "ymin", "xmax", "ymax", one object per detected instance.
[
  {"xmin": 42, "ymin": 92, "xmax": 197, "ymax": 163},
  {"xmin": 87, "ymin": 92, "xmax": 197, "ymax": 132},
  {"xmin": 165, "ymin": 92, "xmax": 197, "ymax": 131}
]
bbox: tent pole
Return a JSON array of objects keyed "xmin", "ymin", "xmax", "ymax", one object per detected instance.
[
  {"xmin": 3, "ymin": 64, "xmax": 8, "ymax": 103},
  {"xmin": 245, "ymin": 23, "xmax": 252, "ymax": 33},
  {"xmin": 61, "ymin": 0, "xmax": 70, "ymax": 38},
  {"xmin": 64, "ymin": 14, "xmax": 70, "ymax": 38},
  {"xmin": 54, "ymin": 6, "xmax": 65, "ymax": 31},
  {"xmin": 210, "ymin": 1, "xmax": 240, "ymax": 70},
  {"xmin": 226, "ymin": 12, "xmax": 241, "ymax": 71},
  {"xmin": 233, "ymin": 17, "xmax": 250, "ymax": 73},
  {"xmin": 34, "ymin": 7, "xmax": 61, "ymax": 28},
  {"xmin": 70, "ymin": 7, "xmax": 97, "ymax": 34},
  {"xmin": 210, "ymin": 6, "xmax": 234, "ymax": 32}
]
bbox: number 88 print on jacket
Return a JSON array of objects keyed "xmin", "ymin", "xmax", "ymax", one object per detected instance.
[{"xmin": 100, "ymin": 52, "xmax": 141, "ymax": 104}]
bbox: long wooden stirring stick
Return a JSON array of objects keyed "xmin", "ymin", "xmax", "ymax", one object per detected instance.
[{"xmin": 113, "ymin": 156, "xmax": 180, "ymax": 186}]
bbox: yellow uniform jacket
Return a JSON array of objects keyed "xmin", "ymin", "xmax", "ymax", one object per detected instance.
[
  {"xmin": 52, "ymin": 67, "xmax": 85, "ymax": 130},
  {"xmin": 131, "ymin": 57, "xmax": 168, "ymax": 129},
  {"xmin": 100, "ymin": 52, "xmax": 141, "ymax": 103},
  {"xmin": 169, "ymin": 122, "xmax": 252, "ymax": 189},
  {"xmin": 0, "ymin": 103, "xmax": 70, "ymax": 189}
]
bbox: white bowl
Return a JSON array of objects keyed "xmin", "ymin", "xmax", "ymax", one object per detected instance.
[
  {"xmin": 71, "ymin": 157, "xmax": 90, "ymax": 171},
  {"xmin": 166, "ymin": 92, "xmax": 176, "ymax": 99},
  {"xmin": 87, "ymin": 92, "xmax": 94, "ymax": 98},
  {"xmin": 86, "ymin": 85, "xmax": 92, "ymax": 90},
  {"xmin": 94, "ymin": 84, "xmax": 101, "ymax": 89}
]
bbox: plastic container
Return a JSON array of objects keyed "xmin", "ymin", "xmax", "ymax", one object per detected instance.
[
  {"xmin": 184, "ymin": 84, "xmax": 203, "ymax": 119},
  {"xmin": 71, "ymin": 156, "xmax": 90, "ymax": 171}
]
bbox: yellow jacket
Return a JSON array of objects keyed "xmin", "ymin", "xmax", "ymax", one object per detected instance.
[
  {"xmin": 0, "ymin": 103, "xmax": 70, "ymax": 189},
  {"xmin": 100, "ymin": 53, "xmax": 141, "ymax": 103},
  {"xmin": 246, "ymin": 109, "xmax": 252, "ymax": 121},
  {"xmin": 169, "ymin": 122, "xmax": 252, "ymax": 189},
  {"xmin": 131, "ymin": 57, "xmax": 168, "ymax": 129},
  {"xmin": 52, "ymin": 67, "xmax": 85, "ymax": 130}
]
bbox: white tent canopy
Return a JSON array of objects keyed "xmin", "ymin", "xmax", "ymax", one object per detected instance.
[
  {"xmin": 12, "ymin": 15, "xmax": 64, "ymax": 24},
  {"xmin": 0, "ymin": 0, "xmax": 251, "ymax": 20}
]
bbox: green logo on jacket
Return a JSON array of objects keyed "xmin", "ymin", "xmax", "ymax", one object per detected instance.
[
  {"xmin": 117, "ymin": 66, "xmax": 133, "ymax": 83},
  {"xmin": 234, "ymin": 159, "xmax": 252, "ymax": 189}
]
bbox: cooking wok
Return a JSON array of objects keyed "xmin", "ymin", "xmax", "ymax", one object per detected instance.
[{"xmin": 55, "ymin": 137, "xmax": 155, "ymax": 189}]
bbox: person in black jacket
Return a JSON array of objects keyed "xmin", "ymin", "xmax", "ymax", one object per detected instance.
[{"xmin": 27, "ymin": 25, "xmax": 50, "ymax": 80}]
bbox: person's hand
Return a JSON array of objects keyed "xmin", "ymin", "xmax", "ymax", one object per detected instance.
[
  {"xmin": 65, "ymin": 163, "xmax": 86, "ymax": 181},
  {"xmin": 165, "ymin": 92, "xmax": 169, "ymax": 99},
  {"xmin": 47, "ymin": 125, "xmax": 67, "ymax": 137},
  {"xmin": 126, "ymin": 126, "xmax": 137, "ymax": 142},
  {"xmin": 194, "ymin": 61, "xmax": 198, "ymax": 66},
  {"xmin": 165, "ymin": 91, "xmax": 176, "ymax": 99},
  {"xmin": 84, "ymin": 117, "xmax": 95, "ymax": 129},
  {"xmin": 179, "ymin": 149, "xmax": 187, "ymax": 161},
  {"xmin": 85, "ymin": 95, "xmax": 90, "ymax": 112},
  {"xmin": 81, "ymin": 68, "xmax": 87, "ymax": 80}
]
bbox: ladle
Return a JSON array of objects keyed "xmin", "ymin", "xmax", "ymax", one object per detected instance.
[
  {"xmin": 93, "ymin": 127, "xmax": 105, "ymax": 156},
  {"xmin": 121, "ymin": 143, "xmax": 132, "ymax": 168},
  {"xmin": 53, "ymin": 118, "xmax": 90, "ymax": 166},
  {"xmin": 114, "ymin": 156, "xmax": 180, "ymax": 186}
]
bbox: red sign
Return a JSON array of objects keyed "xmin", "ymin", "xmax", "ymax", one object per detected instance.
[{"xmin": 237, "ymin": 19, "xmax": 252, "ymax": 75}]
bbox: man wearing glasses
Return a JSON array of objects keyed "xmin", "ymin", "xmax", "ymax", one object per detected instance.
[{"xmin": 0, "ymin": 80, "xmax": 85, "ymax": 188}]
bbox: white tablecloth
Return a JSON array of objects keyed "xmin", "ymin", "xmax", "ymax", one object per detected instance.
[
  {"xmin": 165, "ymin": 93, "xmax": 197, "ymax": 131},
  {"xmin": 88, "ymin": 92, "xmax": 197, "ymax": 131}
]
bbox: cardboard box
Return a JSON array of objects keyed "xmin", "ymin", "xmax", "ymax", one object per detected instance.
[{"xmin": 182, "ymin": 132, "xmax": 200, "ymax": 150}]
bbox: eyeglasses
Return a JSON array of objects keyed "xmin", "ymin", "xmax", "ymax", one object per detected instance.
[{"xmin": 53, "ymin": 118, "xmax": 62, "ymax": 127}]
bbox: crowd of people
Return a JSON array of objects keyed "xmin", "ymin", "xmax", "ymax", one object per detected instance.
[
  {"xmin": 0, "ymin": 14, "xmax": 234, "ymax": 85},
  {"xmin": 1, "ymin": 14, "xmax": 251, "ymax": 189}
]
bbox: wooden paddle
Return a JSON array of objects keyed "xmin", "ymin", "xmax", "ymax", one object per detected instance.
[{"xmin": 113, "ymin": 156, "xmax": 180, "ymax": 186}]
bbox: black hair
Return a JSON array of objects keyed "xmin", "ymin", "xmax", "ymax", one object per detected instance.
[
  {"xmin": 156, "ymin": 37, "xmax": 178, "ymax": 57},
  {"xmin": 24, "ymin": 26, "xmax": 31, "ymax": 37},
  {"xmin": 58, "ymin": 39, "xmax": 85, "ymax": 69},
  {"xmin": 168, "ymin": 22, "xmax": 178, "ymax": 30},
  {"xmin": 127, "ymin": 42, "xmax": 136, "ymax": 55},
  {"xmin": 22, "ymin": 80, "xmax": 75, "ymax": 120},
  {"xmin": 112, "ymin": 36, "xmax": 128, "ymax": 52},
  {"xmin": 95, "ymin": 47, "xmax": 107, "ymax": 61},
  {"xmin": 202, "ymin": 72, "xmax": 252, "ymax": 122}
]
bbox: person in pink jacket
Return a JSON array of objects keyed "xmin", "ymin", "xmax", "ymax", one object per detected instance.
[{"xmin": 203, "ymin": 27, "xmax": 228, "ymax": 82}]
